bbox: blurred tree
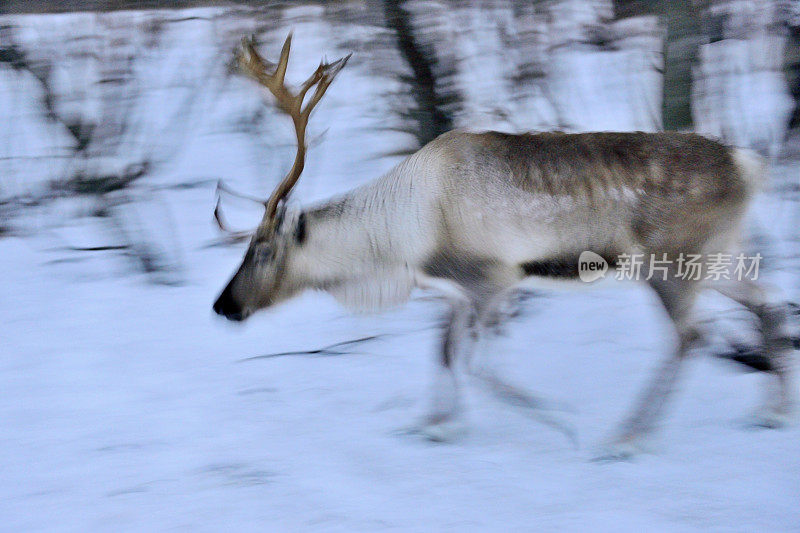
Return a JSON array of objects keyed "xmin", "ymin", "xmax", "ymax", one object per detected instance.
[
  {"xmin": 785, "ymin": 8, "xmax": 800, "ymax": 129},
  {"xmin": 1, "ymin": 0, "xmax": 224, "ymax": 14},
  {"xmin": 382, "ymin": 0, "xmax": 461, "ymax": 148},
  {"xmin": 658, "ymin": 1, "xmax": 703, "ymax": 131},
  {"xmin": 613, "ymin": 0, "xmax": 701, "ymax": 131},
  {"xmin": 0, "ymin": 17, "xmax": 199, "ymax": 281}
]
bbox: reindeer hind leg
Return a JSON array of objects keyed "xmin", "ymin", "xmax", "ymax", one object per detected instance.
[
  {"xmin": 599, "ymin": 276, "xmax": 702, "ymax": 459},
  {"xmin": 712, "ymin": 278, "xmax": 795, "ymax": 426}
]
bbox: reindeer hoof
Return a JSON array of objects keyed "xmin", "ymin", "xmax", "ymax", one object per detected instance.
[
  {"xmin": 591, "ymin": 435, "xmax": 651, "ymax": 462},
  {"xmin": 420, "ymin": 419, "xmax": 467, "ymax": 442},
  {"xmin": 400, "ymin": 413, "xmax": 467, "ymax": 443},
  {"xmin": 745, "ymin": 408, "xmax": 792, "ymax": 429}
]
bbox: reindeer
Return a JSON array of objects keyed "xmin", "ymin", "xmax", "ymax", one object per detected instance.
[{"xmin": 213, "ymin": 35, "xmax": 795, "ymax": 458}]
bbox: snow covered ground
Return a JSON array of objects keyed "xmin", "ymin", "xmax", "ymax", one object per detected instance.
[
  {"xmin": 2, "ymin": 162, "xmax": 800, "ymax": 531},
  {"xmin": 1, "ymin": 5, "xmax": 800, "ymax": 532}
]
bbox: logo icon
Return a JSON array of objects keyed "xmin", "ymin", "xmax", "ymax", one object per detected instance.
[{"xmin": 578, "ymin": 251, "xmax": 608, "ymax": 282}]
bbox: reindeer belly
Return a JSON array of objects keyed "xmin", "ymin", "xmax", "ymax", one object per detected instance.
[{"xmin": 429, "ymin": 201, "xmax": 629, "ymax": 290}]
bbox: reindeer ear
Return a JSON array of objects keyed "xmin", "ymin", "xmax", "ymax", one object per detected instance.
[{"xmin": 294, "ymin": 212, "xmax": 306, "ymax": 244}]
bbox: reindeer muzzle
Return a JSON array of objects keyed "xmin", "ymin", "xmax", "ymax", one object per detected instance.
[{"xmin": 213, "ymin": 285, "xmax": 245, "ymax": 322}]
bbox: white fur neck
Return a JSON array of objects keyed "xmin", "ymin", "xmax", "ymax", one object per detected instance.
[{"xmin": 285, "ymin": 159, "xmax": 437, "ymax": 312}]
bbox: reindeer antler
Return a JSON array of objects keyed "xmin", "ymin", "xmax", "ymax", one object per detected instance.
[
  {"xmin": 233, "ymin": 33, "xmax": 350, "ymax": 222},
  {"xmin": 213, "ymin": 181, "xmax": 262, "ymax": 243}
]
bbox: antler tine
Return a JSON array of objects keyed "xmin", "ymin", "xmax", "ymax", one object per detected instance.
[
  {"xmin": 296, "ymin": 62, "xmax": 327, "ymax": 104},
  {"xmin": 216, "ymin": 180, "xmax": 268, "ymax": 205},
  {"xmin": 273, "ymin": 32, "xmax": 292, "ymax": 87},
  {"xmin": 235, "ymin": 36, "xmax": 271, "ymax": 81},
  {"xmin": 300, "ymin": 54, "xmax": 351, "ymax": 120},
  {"xmin": 233, "ymin": 33, "xmax": 350, "ymax": 221},
  {"xmin": 213, "ymin": 195, "xmax": 252, "ymax": 243}
]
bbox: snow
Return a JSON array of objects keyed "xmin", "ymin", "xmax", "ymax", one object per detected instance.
[
  {"xmin": 2, "ymin": 216, "xmax": 799, "ymax": 531},
  {"xmin": 1, "ymin": 4, "xmax": 799, "ymax": 532}
]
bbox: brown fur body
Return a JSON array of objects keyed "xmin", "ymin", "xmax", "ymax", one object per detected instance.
[{"xmin": 427, "ymin": 130, "xmax": 751, "ymax": 275}]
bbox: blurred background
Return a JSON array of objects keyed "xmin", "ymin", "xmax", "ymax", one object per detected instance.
[
  {"xmin": 1, "ymin": 0, "xmax": 799, "ymax": 277},
  {"xmin": 1, "ymin": 1, "xmax": 799, "ymax": 531}
]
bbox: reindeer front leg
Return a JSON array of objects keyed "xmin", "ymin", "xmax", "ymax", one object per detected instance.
[{"xmin": 417, "ymin": 299, "xmax": 478, "ymax": 441}]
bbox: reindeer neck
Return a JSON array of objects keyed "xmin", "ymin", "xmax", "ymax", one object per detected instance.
[{"xmin": 290, "ymin": 162, "xmax": 434, "ymax": 289}]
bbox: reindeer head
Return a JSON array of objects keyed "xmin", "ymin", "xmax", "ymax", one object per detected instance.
[{"xmin": 213, "ymin": 34, "xmax": 349, "ymax": 321}]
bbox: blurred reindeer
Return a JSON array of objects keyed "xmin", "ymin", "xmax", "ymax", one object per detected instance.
[{"xmin": 214, "ymin": 35, "xmax": 795, "ymax": 458}]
